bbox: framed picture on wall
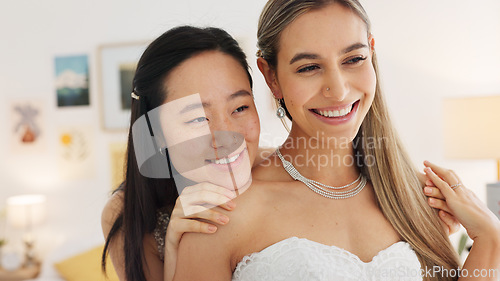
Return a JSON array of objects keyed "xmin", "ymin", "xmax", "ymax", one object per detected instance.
[
  {"xmin": 98, "ymin": 41, "xmax": 150, "ymax": 131},
  {"xmin": 55, "ymin": 54, "xmax": 90, "ymax": 107}
]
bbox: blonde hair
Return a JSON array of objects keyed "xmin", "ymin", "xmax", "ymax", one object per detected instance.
[{"xmin": 257, "ymin": 1, "xmax": 460, "ymax": 280}]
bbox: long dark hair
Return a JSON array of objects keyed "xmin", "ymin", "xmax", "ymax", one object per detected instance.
[{"xmin": 102, "ymin": 25, "xmax": 252, "ymax": 281}]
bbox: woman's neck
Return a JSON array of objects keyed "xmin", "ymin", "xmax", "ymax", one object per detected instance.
[{"xmin": 279, "ymin": 125, "xmax": 361, "ymax": 186}]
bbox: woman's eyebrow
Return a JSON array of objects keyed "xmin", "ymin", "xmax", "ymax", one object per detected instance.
[
  {"xmin": 179, "ymin": 102, "xmax": 209, "ymax": 114},
  {"xmin": 289, "ymin": 53, "xmax": 319, "ymax": 65},
  {"xmin": 228, "ymin": 90, "xmax": 252, "ymax": 100},
  {"xmin": 178, "ymin": 90, "xmax": 250, "ymax": 114},
  {"xmin": 289, "ymin": 43, "xmax": 368, "ymax": 65},
  {"xmin": 340, "ymin": 42, "xmax": 368, "ymax": 55}
]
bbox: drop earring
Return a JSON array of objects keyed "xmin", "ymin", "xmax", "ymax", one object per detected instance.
[
  {"xmin": 276, "ymin": 106, "xmax": 286, "ymax": 119},
  {"xmin": 276, "ymin": 99, "xmax": 286, "ymax": 119}
]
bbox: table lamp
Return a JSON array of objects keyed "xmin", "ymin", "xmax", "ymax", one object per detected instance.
[
  {"xmin": 443, "ymin": 95, "xmax": 500, "ymax": 219},
  {"xmin": 6, "ymin": 194, "xmax": 46, "ymax": 267}
]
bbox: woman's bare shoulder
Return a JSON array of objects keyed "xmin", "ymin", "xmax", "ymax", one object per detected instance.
[
  {"xmin": 180, "ymin": 181, "xmax": 271, "ymax": 245},
  {"xmin": 232, "ymin": 179, "xmax": 279, "ymax": 216},
  {"xmin": 251, "ymin": 153, "xmax": 290, "ymax": 182},
  {"xmin": 224, "ymin": 180, "xmax": 287, "ymax": 241},
  {"xmin": 101, "ymin": 190, "xmax": 124, "ymax": 238}
]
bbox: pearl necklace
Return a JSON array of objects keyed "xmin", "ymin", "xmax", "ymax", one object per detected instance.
[{"xmin": 276, "ymin": 149, "xmax": 367, "ymax": 199}]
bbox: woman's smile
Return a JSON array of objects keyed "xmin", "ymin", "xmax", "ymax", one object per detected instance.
[
  {"xmin": 310, "ymin": 99, "xmax": 359, "ymax": 118},
  {"xmin": 205, "ymin": 146, "xmax": 248, "ymax": 172},
  {"xmin": 309, "ymin": 100, "xmax": 360, "ymax": 125}
]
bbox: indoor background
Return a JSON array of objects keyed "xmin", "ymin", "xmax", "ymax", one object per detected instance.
[{"xmin": 0, "ymin": 0, "xmax": 499, "ymax": 279}]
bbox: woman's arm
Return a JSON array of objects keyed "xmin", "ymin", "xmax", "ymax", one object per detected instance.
[
  {"xmin": 164, "ymin": 182, "xmax": 236, "ymax": 281},
  {"xmin": 423, "ymin": 161, "xmax": 500, "ymax": 280},
  {"xmin": 102, "ymin": 183, "xmax": 236, "ymax": 281},
  {"xmin": 461, "ymin": 235, "xmax": 500, "ymax": 280},
  {"xmin": 173, "ymin": 213, "xmax": 234, "ymax": 281},
  {"xmin": 101, "ymin": 192, "xmax": 129, "ymax": 281},
  {"xmin": 102, "ymin": 192, "xmax": 168, "ymax": 281}
]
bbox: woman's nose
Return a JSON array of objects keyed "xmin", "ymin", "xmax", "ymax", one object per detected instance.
[
  {"xmin": 211, "ymin": 130, "xmax": 241, "ymax": 149},
  {"xmin": 210, "ymin": 130, "xmax": 244, "ymax": 161},
  {"xmin": 209, "ymin": 117, "xmax": 239, "ymax": 149},
  {"xmin": 323, "ymin": 70, "xmax": 350, "ymax": 101}
]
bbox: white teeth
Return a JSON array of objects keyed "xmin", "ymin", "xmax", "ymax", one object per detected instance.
[
  {"xmin": 317, "ymin": 105, "xmax": 352, "ymax": 118},
  {"xmin": 212, "ymin": 153, "xmax": 239, "ymax": 165}
]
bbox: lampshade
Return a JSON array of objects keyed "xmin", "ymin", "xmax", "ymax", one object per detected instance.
[
  {"xmin": 444, "ymin": 96, "xmax": 500, "ymax": 219},
  {"xmin": 443, "ymin": 95, "xmax": 500, "ymax": 160},
  {"xmin": 6, "ymin": 194, "xmax": 47, "ymax": 229}
]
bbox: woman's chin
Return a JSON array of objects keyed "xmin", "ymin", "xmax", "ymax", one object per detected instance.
[{"xmin": 210, "ymin": 170, "xmax": 252, "ymax": 192}]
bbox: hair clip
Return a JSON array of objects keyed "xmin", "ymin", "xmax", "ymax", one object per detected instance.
[
  {"xmin": 131, "ymin": 91, "xmax": 140, "ymax": 100},
  {"xmin": 256, "ymin": 49, "xmax": 263, "ymax": 58}
]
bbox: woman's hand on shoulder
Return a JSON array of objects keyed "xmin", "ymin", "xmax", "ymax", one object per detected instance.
[
  {"xmin": 422, "ymin": 161, "xmax": 500, "ymax": 242},
  {"xmin": 166, "ymin": 182, "xmax": 237, "ymax": 251},
  {"xmin": 164, "ymin": 182, "xmax": 237, "ymax": 280},
  {"xmin": 171, "ymin": 179, "xmax": 262, "ymax": 281},
  {"xmin": 172, "ymin": 183, "xmax": 253, "ymax": 281}
]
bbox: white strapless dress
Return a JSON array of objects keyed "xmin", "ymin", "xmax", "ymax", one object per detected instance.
[{"xmin": 232, "ymin": 237, "xmax": 422, "ymax": 281}]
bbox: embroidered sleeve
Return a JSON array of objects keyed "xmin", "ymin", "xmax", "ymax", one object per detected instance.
[{"xmin": 153, "ymin": 208, "xmax": 171, "ymax": 261}]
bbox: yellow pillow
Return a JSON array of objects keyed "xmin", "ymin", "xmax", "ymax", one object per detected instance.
[{"xmin": 54, "ymin": 245, "xmax": 119, "ymax": 281}]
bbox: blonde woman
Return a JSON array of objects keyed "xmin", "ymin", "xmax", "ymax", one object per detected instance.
[{"xmin": 173, "ymin": 1, "xmax": 500, "ymax": 280}]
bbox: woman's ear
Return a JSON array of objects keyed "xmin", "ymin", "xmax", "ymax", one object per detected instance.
[
  {"xmin": 257, "ymin": 57, "xmax": 282, "ymax": 99},
  {"xmin": 368, "ymin": 34, "xmax": 375, "ymax": 55}
]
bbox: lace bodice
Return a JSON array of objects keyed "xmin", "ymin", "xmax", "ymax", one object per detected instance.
[{"xmin": 232, "ymin": 237, "xmax": 422, "ymax": 281}]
